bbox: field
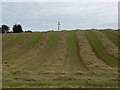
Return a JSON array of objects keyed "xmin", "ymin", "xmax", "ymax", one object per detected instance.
[
  {"xmin": 2, "ymin": 30, "xmax": 119, "ymax": 88},
  {"xmin": 0, "ymin": 34, "xmax": 2, "ymax": 89}
]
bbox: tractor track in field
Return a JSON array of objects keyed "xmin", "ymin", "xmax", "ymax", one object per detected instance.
[
  {"xmin": 76, "ymin": 31, "xmax": 117, "ymax": 75},
  {"xmin": 93, "ymin": 30, "xmax": 118, "ymax": 58}
]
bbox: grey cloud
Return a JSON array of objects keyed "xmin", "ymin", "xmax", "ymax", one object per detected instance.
[{"xmin": 2, "ymin": 2, "xmax": 118, "ymax": 31}]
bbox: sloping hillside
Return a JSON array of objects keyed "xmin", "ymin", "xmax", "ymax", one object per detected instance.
[{"xmin": 2, "ymin": 30, "xmax": 119, "ymax": 88}]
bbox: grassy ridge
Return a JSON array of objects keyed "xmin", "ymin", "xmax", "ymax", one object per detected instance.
[{"xmin": 84, "ymin": 30, "xmax": 118, "ymax": 67}]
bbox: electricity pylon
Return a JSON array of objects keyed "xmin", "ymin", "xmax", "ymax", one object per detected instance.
[{"xmin": 58, "ymin": 21, "xmax": 60, "ymax": 31}]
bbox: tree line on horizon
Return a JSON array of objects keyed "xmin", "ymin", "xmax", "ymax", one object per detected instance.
[
  {"xmin": 0, "ymin": 24, "xmax": 118, "ymax": 34},
  {"xmin": 0, "ymin": 24, "xmax": 32, "ymax": 34}
]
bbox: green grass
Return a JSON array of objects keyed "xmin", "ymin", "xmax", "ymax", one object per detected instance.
[
  {"xmin": 84, "ymin": 30, "xmax": 118, "ymax": 67},
  {"xmin": 14, "ymin": 31, "xmax": 61, "ymax": 71},
  {"xmin": 3, "ymin": 78, "xmax": 118, "ymax": 88},
  {"xmin": 35, "ymin": 31, "xmax": 61, "ymax": 62},
  {"xmin": 44, "ymin": 31, "xmax": 61, "ymax": 57},
  {"xmin": 0, "ymin": 34, "xmax": 2, "ymax": 46},
  {"xmin": 65, "ymin": 31, "xmax": 88, "ymax": 72},
  {"xmin": 3, "ymin": 34, "xmax": 26, "ymax": 51},
  {"xmin": 3, "ymin": 33, "xmax": 44, "ymax": 62},
  {"xmin": 101, "ymin": 30, "xmax": 119, "ymax": 47},
  {"xmin": 3, "ymin": 31, "xmax": 118, "ymax": 88}
]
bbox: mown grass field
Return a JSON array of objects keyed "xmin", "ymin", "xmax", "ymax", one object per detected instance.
[
  {"xmin": 2, "ymin": 30, "xmax": 119, "ymax": 88},
  {"xmin": 0, "ymin": 34, "xmax": 2, "ymax": 89}
]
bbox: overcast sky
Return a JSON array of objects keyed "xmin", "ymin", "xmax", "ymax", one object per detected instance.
[
  {"xmin": 1, "ymin": 0, "xmax": 118, "ymax": 31},
  {"xmin": 1, "ymin": 0, "xmax": 120, "ymax": 2}
]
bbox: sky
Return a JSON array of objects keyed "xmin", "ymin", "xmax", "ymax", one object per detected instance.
[
  {"xmin": 1, "ymin": 0, "xmax": 119, "ymax": 31},
  {"xmin": 1, "ymin": 0, "xmax": 120, "ymax": 2}
]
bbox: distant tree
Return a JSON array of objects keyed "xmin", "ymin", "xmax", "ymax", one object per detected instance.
[
  {"xmin": 0, "ymin": 28, "xmax": 1, "ymax": 34},
  {"xmin": 25, "ymin": 30, "xmax": 32, "ymax": 33},
  {"xmin": 13, "ymin": 24, "xmax": 17, "ymax": 33},
  {"xmin": 12, "ymin": 24, "xmax": 23, "ymax": 33},
  {"xmin": 17, "ymin": 24, "xmax": 23, "ymax": 32},
  {"xmin": 2, "ymin": 25, "xmax": 9, "ymax": 33}
]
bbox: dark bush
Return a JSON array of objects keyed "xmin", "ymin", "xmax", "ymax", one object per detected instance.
[
  {"xmin": 13, "ymin": 24, "xmax": 23, "ymax": 33},
  {"xmin": 25, "ymin": 30, "xmax": 32, "ymax": 33},
  {"xmin": 2, "ymin": 25, "xmax": 9, "ymax": 33}
]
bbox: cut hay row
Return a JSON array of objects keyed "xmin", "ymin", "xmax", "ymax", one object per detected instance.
[
  {"xmin": 0, "ymin": 35, "xmax": 1, "ymax": 88},
  {"xmin": 3, "ymin": 32, "xmax": 61, "ymax": 83},
  {"xmin": 101, "ymin": 30, "xmax": 119, "ymax": 47},
  {"xmin": 3, "ymin": 33, "xmax": 43, "ymax": 62},
  {"xmin": 2, "ymin": 30, "xmax": 118, "ymax": 88},
  {"xmin": 75, "ymin": 31, "xmax": 116, "ymax": 74},
  {"xmin": 3, "ymin": 33, "xmax": 44, "ymax": 72},
  {"xmin": 113, "ymin": 30, "xmax": 118, "ymax": 35},
  {"xmin": 38, "ymin": 31, "xmax": 67, "ymax": 77},
  {"xmin": 65, "ymin": 31, "xmax": 88, "ymax": 73},
  {"xmin": 5, "ymin": 33, "xmax": 51, "ymax": 72},
  {"xmin": 93, "ymin": 30, "xmax": 118, "ymax": 58},
  {"xmin": 16, "ymin": 32, "xmax": 61, "ymax": 72},
  {"xmin": 3, "ymin": 33, "xmax": 48, "ymax": 82},
  {"xmin": 84, "ymin": 30, "xmax": 118, "ymax": 67},
  {"xmin": 2, "ymin": 34, "xmax": 26, "ymax": 51}
]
